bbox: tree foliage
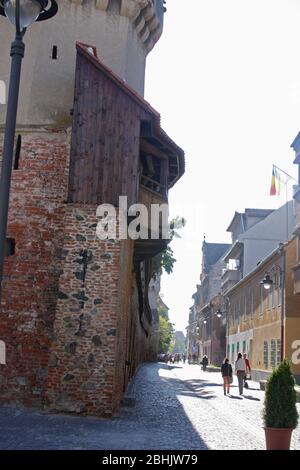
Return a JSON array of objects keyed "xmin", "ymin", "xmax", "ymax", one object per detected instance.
[
  {"xmin": 153, "ymin": 217, "xmax": 186, "ymax": 276},
  {"xmin": 158, "ymin": 306, "xmax": 175, "ymax": 354},
  {"xmin": 263, "ymin": 359, "xmax": 299, "ymax": 428}
]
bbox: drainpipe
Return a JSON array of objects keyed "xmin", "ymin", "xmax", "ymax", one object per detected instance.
[{"xmin": 280, "ymin": 245, "xmax": 286, "ymax": 361}]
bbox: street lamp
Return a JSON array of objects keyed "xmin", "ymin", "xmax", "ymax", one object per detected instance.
[{"xmin": 0, "ymin": 0, "xmax": 58, "ymax": 301}]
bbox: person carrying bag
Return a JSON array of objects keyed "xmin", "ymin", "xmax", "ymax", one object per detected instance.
[{"xmin": 221, "ymin": 357, "xmax": 233, "ymax": 395}]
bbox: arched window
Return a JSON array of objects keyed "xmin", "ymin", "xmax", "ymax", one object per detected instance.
[
  {"xmin": 0, "ymin": 340, "xmax": 6, "ymax": 364},
  {"xmin": 0, "ymin": 80, "xmax": 6, "ymax": 104}
]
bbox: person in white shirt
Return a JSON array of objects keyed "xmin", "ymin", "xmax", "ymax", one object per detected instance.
[{"xmin": 235, "ymin": 352, "xmax": 246, "ymax": 395}]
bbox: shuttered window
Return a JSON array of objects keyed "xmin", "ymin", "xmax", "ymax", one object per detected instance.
[
  {"xmin": 264, "ymin": 341, "xmax": 268, "ymax": 369},
  {"xmin": 270, "ymin": 340, "xmax": 276, "ymax": 369}
]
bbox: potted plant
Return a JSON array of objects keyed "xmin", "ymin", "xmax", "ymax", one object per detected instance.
[{"xmin": 263, "ymin": 359, "xmax": 299, "ymax": 450}]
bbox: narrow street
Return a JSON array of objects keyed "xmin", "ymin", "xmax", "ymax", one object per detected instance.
[{"xmin": 1, "ymin": 362, "xmax": 300, "ymax": 450}]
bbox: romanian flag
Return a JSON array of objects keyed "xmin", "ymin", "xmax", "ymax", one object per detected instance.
[{"xmin": 270, "ymin": 165, "xmax": 281, "ymax": 196}]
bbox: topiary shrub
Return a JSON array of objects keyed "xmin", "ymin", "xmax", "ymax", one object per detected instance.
[{"xmin": 263, "ymin": 359, "xmax": 299, "ymax": 429}]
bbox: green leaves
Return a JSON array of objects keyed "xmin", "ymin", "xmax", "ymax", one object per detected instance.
[
  {"xmin": 263, "ymin": 359, "xmax": 299, "ymax": 429},
  {"xmin": 153, "ymin": 216, "xmax": 186, "ymax": 276}
]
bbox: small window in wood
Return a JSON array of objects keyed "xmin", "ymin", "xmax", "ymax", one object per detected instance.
[
  {"xmin": 140, "ymin": 152, "xmax": 167, "ymax": 197},
  {"xmin": 5, "ymin": 238, "xmax": 15, "ymax": 256}
]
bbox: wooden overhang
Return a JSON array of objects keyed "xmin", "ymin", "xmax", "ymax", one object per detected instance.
[
  {"xmin": 75, "ymin": 43, "xmax": 184, "ymax": 262},
  {"xmin": 76, "ymin": 42, "xmax": 185, "ymax": 191}
]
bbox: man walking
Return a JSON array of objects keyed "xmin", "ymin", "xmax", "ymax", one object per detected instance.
[
  {"xmin": 235, "ymin": 352, "xmax": 246, "ymax": 395},
  {"xmin": 243, "ymin": 353, "xmax": 251, "ymax": 389}
]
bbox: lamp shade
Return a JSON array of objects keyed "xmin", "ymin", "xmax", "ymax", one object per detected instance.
[
  {"xmin": 0, "ymin": 0, "xmax": 57, "ymax": 27},
  {"xmin": 2, "ymin": 0, "xmax": 42, "ymax": 28},
  {"xmin": 261, "ymin": 273, "xmax": 273, "ymax": 290}
]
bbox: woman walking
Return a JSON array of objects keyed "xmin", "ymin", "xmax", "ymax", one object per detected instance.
[
  {"xmin": 221, "ymin": 358, "xmax": 233, "ymax": 395},
  {"xmin": 235, "ymin": 352, "xmax": 246, "ymax": 395}
]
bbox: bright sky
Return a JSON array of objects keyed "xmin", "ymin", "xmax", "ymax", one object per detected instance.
[{"xmin": 144, "ymin": 0, "xmax": 300, "ymax": 333}]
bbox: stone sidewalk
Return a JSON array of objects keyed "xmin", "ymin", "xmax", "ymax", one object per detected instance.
[{"xmin": 0, "ymin": 362, "xmax": 299, "ymax": 450}]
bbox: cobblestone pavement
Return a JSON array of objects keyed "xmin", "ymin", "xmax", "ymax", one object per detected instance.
[{"xmin": 0, "ymin": 362, "xmax": 299, "ymax": 450}]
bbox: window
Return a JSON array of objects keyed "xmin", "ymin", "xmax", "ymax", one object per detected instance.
[
  {"xmin": 243, "ymin": 295, "xmax": 247, "ymax": 321},
  {"xmin": 270, "ymin": 340, "xmax": 276, "ymax": 369},
  {"xmin": 259, "ymin": 285, "xmax": 263, "ymax": 317},
  {"xmin": 278, "ymin": 273, "xmax": 281, "ymax": 306},
  {"xmin": 231, "ymin": 344, "xmax": 235, "ymax": 362},
  {"xmin": 5, "ymin": 238, "xmax": 15, "ymax": 256},
  {"xmin": 264, "ymin": 341, "xmax": 268, "ymax": 369},
  {"xmin": 267, "ymin": 286, "xmax": 270, "ymax": 311},
  {"xmin": 243, "ymin": 341, "xmax": 246, "ymax": 353},
  {"xmin": 52, "ymin": 45, "xmax": 58, "ymax": 60},
  {"xmin": 277, "ymin": 339, "xmax": 281, "ymax": 366},
  {"xmin": 272, "ymin": 279, "xmax": 275, "ymax": 308},
  {"xmin": 140, "ymin": 150, "xmax": 168, "ymax": 198},
  {"xmin": 227, "ymin": 344, "xmax": 230, "ymax": 356},
  {"xmin": 237, "ymin": 342, "xmax": 240, "ymax": 354},
  {"xmin": 250, "ymin": 288, "xmax": 254, "ymax": 319}
]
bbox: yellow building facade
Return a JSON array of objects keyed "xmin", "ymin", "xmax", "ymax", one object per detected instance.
[{"xmin": 227, "ymin": 238, "xmax": 300, "ymax": 384}]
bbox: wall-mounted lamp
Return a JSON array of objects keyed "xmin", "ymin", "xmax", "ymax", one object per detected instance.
[
  {"xmin": 215, "ymin": 308, "xmax": 223, "ymax": 318},
  {"xmin": 261, "ymin": 273, "xmax": 273, "ymax": 290}
]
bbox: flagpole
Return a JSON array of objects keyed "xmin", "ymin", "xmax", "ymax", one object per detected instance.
[
  {"xmin": 274, "ymin": 164, "xmax": 297, "ymax": 183},
  {"xmin": 286, "ymin": 178, "xmax": 289, "ymax": 241}
]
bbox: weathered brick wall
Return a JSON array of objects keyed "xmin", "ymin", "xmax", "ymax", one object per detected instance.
[
  {"xmin": 45, "ymin": 207, "xmax": 126, "ymax": 416},
  {"xmin": 0, "ymin": 131, "xmax": 159, "ymax": 416},
  {"xmin": 0, "ymin": 130, "xmax": 70, "ymax": 406}
]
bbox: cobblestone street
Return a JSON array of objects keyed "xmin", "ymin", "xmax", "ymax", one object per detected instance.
[{"xmin": 0, "ymin": 362, "xmax": 300, "ymax": 450}]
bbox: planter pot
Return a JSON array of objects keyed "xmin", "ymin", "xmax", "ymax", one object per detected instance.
[{"xmin": 263, "ymin": 427, "xmax": 293, "ymax": 450}]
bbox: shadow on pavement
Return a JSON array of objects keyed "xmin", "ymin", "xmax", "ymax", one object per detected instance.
[{"xmin": 242, "ymin": 395, "xmax": 261, "ymax": 401}]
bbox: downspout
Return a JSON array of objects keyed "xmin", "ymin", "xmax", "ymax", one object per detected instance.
[{"xmin": 280, "ymin": 245, "xmax": 286, "ymax": 361}]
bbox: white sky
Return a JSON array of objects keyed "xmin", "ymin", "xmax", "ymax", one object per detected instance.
[{"xmin": 144, "ymin": 0, "xmax": 300, "ymax": 333}]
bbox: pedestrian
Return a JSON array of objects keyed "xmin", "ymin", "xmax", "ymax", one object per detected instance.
[
  {"xmin": 235, "ymin": 352, "xmax": 246, "ymax": 395},
  {"xmin": 221, "ymin": 357, "xmax": 233, "ymax": 395},
  {"xmin": 243, "ymin": 353, "xmax": 251, "ymax": 389},
  {"xmin": 201, "ymin": 355, "xmax": 208, "ymax": 371},
  {"xmin": 183, "ymin": 354, "xmax": 186, "ymax": 364}
]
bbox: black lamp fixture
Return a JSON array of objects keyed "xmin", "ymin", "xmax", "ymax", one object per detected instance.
[
  {"xmin": 215, "ymin": 308, "xmax": 222, "ymax": 318},
  {"xmin": 0, "ymin": 0, "xmax": 58, "ymax": 303},
  {"xmin": 0, "ymin": 0, "xmax": 57, "ymax": 29},
  {"xmin": 261, "ymin": 273, "xmax": 273, "ymax": 290}
]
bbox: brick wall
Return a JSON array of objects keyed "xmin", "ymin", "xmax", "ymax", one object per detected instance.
[
  {"xmin": 45, "ymin": 206, "xmax": 133, "ymax": 416},
  {"xmin": 0, "ymin": 131, "xmax": 158, "ymax": 416},
  {"xmin": 0, "ymin": 130, "xmax": 70, "ymax": 406}
]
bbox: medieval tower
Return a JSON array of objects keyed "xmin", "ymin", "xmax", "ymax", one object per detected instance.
[{"xmin": 0, "ymin": 0, "xmax": 184, "ymax": 417}]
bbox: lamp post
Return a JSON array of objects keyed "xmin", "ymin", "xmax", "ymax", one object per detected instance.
[
  {"xmin": 0, "ymin": 0, "xmax": 58, "ymax": 302},
  {"xmin": 261, "ymin": 259, "xmax": 285, "ymax": 361}
]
